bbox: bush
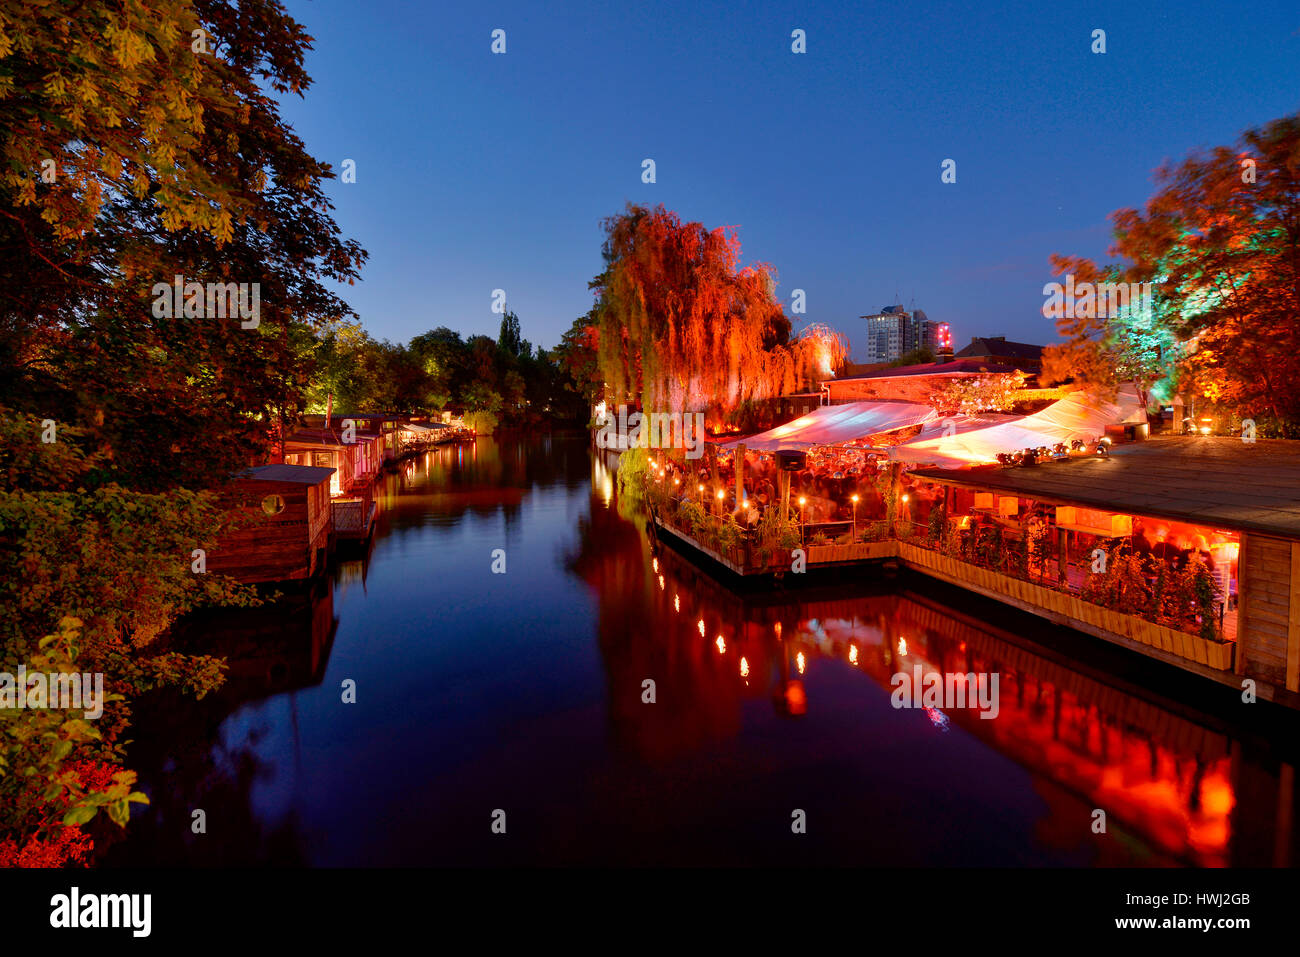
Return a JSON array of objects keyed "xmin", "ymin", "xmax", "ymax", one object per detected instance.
[{"xmin": 463, "ymin": 410, "xmax": 498, "ymax": 435}]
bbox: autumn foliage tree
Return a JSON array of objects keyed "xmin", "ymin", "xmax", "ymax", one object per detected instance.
[
  {"xmin": 1043, "ymin": 112, "xmax": 1300, "ymax": 432},
  {"xmin": 591, "ymin": 205, "xmax": 845, "ymax": 425},
  {"xmin": 0, "ymin": 0, "xmax": 366, "ymax": 489},
  {"xmin": 0, "ymin": 0, "xmax": 360, "ymax": 865}
]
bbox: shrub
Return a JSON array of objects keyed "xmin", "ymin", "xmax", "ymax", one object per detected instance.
[{"xmin": 463, "ymin": 410, "xmax": 498, "ymax": 435}]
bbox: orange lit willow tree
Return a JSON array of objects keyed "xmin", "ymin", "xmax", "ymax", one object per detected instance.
[{"xmin": 591, "ymin": 204, "xmax": 845, "ymax": 427}]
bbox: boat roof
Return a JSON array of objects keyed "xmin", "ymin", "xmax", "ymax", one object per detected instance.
[
  {"xmin": 284, "ymin": 428, "xmax": 381, "ymax": 446},
  {"xmin": 239, "ymin": 464, "xmax": 336, "ymax": 484}
]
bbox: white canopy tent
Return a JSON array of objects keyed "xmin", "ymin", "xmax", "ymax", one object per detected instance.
[
  {"xmin": 718, "ymin": 401, "xmax": 937, "ymax": 452},
  {"xmin": 887, "ymin": 393, "xmax": 1120, "ymax": 467}
]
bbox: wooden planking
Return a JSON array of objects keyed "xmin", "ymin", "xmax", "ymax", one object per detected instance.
[
  {"xmin": 209, "ymin": 475, "xmax": 333, "ymax": 583},
  {"xmin": 1241, "ymin": 532, "xmax": 1293, "ymax": 686},
  {"xmin": 1289, "ymin": 543, "xmax": 1300, "ymax": 693}
]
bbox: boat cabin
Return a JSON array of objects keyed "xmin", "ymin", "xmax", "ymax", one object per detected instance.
[{"xmin": 207, "ymin": 464, "xmax": 335, "ymax": 583}]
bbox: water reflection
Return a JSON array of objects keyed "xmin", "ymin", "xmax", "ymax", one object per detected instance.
[{"xmin": 103, "ymin": 436, "xmax": 1298, "ymax": 867}]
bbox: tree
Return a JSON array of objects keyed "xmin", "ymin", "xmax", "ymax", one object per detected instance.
[
  {"xmin": 891, "ymin": 347, "xmax": 935, "ymax": 367},
  {"xmin": 1043, "ymin": 112, "xmax": 1300, "ymax": 431},
  {"xmin": 591, "ymin": 204, "xmax": 845, "ymax": 425},
  {"xmin": 554, "ymin": 313, "xmax": 601, "ymax": 405},
  {"xmin": 0, "ymin": 0, "xmax": 363, "ymax": 863},
  {"xmin": 0, "ymin": 0, "xmax": 367, "ymax": 490},
  {"xmin": 931, "ymin": 371, "xmax": 1027, "ymax": 416},
  {"xmin": 497, "ymin": 310, "xmax": 523, "ymax": 358}
]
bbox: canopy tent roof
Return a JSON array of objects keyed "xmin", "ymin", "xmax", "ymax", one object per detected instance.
[
  {"xmin": 399, "ymin": 421, "xmax": 449, "ymax": 433},
  {"xmin": 719, "ymin": 401, "xmax": 937, "ymax": 451},
  {"xmin": 887, "ymin": 393, "xmax": 1119, "ymax": 468}
]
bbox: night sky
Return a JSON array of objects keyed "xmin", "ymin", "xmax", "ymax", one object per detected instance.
[{"xmin": 279, "ymin": 0, "xmax": 1299, "ymax": 359}]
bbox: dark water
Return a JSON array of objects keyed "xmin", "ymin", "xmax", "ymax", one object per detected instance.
[{"xmin": 103, "ymin": 435, "xmax": 1300, "ymax": 867}]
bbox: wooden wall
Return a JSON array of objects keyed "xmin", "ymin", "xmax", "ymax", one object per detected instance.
[
  {"xmin": 1239, "ymin": 532, "xmax": 1300, "ymax": 693},
  {"xmin": 209, "ymin": 478, "xmax": 331, "ymax": 583}
]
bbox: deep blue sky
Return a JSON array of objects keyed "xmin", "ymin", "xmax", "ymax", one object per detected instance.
[{"xmin": 280, "ymin": 0, "xmax": 1299, "ymax": 360}]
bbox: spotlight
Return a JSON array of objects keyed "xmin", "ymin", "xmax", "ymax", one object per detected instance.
[
  {"xmin": 996, "ymin": 452, "xmax": 1014, "ymax": 467},
  {"xmin": 1022, "ymin": 448, "xmax": 1038, "ymax": 466},
  {"xmin": 1093, "ymin": 439, "xmax": 1110, "ymax": 458},
  {"xmin": 1069, "ymin": 438, "xmax": 1085, "ymax": 452}
]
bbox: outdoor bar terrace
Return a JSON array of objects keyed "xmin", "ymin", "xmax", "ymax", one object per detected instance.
[{"xmin": 645, "ymin": 399, "xmax": 1300, "ymax": 708}]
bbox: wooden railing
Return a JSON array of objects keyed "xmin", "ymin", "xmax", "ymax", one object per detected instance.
[{"xmin": 896, "ymin": 541, "xmax": 1235, "ymax": 671}]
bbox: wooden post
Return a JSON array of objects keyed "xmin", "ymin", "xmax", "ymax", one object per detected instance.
[
  {"xmin": 780, "ymin": 470, "xmax": 791, "ymax": 523},
  {"xmin": 735, "ymin": 444, "xmax": 746, "ymax": 510},
  {"xmin": 1235, "ymin": 534, "xmax": 1250, "ymax": 677},
  {"xmin": 1288, "ymin": 542, "xmax": 1300, "ymax": 693},
  {"xmin": 888, "ymin": 462, "xmax": 902, "ymax": 533}
]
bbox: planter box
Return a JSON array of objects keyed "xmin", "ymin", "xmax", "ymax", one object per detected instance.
[
  {"xmin": 806, "ymin": 541, "xmax": 897, "ymax": 564},
  {"xmin": 897, "ymin": 543, "xmax": 1234, "ymax": 672}
]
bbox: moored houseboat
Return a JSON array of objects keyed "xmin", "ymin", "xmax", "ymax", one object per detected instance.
[
  {"xmin": 282, "ymin": 426, "xmax": 383, "ymax": 542},
  {"xmin": 207, "ymin": 464, "xmax": 335, "ymax": 583}
]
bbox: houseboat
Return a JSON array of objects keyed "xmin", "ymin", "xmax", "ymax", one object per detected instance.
[
  {"xmin": 207, "ymin": 464, "xmax": 335, "ymax": 583},
  {"xmin": 301, "ymin": 412, "xmax": 402, "ymax": 465},
  {"xmin": 282, "ymin": 426, "xmax": 383, "ymax": 542}
]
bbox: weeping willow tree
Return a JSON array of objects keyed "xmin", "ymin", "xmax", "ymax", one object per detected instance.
[{"xmin": 591, "ymin": 204, "xmax": 845, "ymax": 425}]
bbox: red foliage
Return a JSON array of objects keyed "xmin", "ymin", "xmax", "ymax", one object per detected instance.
[
  {"xmin": 0, "ymin": 827, "xmax": 93, "ymax": 868},
  {"xmin": 0, "ymin": 759, "xmax": 120, "ymax": 868}
]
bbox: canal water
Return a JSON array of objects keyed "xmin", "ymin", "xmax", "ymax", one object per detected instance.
[{"xmin": 104, "ymin": 434, "xmax": 1300, "ymax": 867}]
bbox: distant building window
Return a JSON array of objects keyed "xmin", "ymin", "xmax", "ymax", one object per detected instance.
[{"xmin": 261, "ymin": 494, "xmax": 286, "ymax": 516}]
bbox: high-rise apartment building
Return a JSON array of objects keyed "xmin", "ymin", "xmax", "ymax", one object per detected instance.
[{"xmin": 860, "ymin": 305, "xmax": 951, "ymax": 363}]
